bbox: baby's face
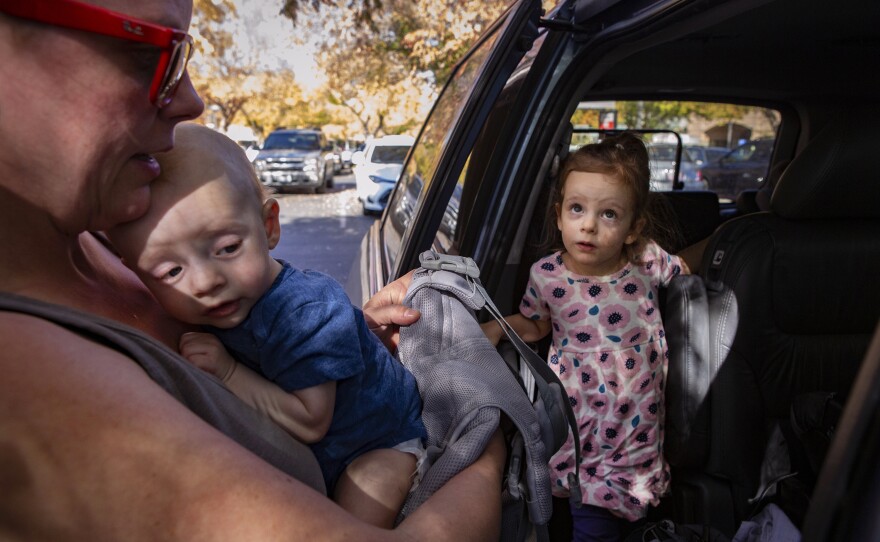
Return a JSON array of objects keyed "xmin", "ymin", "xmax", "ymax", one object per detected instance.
[{"xmin": 110, "ymin": 172, "xmax": 280, "ymax": 328}]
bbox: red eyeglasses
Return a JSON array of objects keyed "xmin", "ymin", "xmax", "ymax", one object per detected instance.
[{"xmin": 0, "ymin": 0, "xmax": 194, "ymax": 108}]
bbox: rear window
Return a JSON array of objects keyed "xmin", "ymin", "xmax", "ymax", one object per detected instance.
[{"xmin": 571, "ymin": 101, "xmax": 780, "ymax": 203}]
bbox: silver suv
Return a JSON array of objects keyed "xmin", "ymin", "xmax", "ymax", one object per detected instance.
[{"xmin": 253, "ymin": 129, "xmax": 334, "ymax": 193}]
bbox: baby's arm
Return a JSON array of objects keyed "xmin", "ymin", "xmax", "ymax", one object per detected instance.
[
  {"xmin": 180, "ymin": 332, "xmax": 335, "ymax": 443},
  {"xmin": 480, "ymin": 314, "xmax": 551, "ymax": 347}
]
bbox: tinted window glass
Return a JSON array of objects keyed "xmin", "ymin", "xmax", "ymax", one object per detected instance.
[
  {"xmin": 371, "ymin": 146, "xmax": 411, "ymax": 164},
  {"xmin": 263, "ymin": 132, "xmax": 321, "ymax": 151},
  {"xmin": 571, "ymin": 101, "xmax": 779, "ymax": 202},
  {"xmin": 382, "ymin": 24, "xmax": 504, "ymax": 268}
]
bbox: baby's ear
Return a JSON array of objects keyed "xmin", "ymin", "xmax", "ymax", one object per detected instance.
[{"xmin": 262, "ymin": 198, "xmax": 281, "ymax": 249}]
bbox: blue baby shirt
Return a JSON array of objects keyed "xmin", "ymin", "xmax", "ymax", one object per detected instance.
[{"xmin": 211, "ymin": 261, "xmax": 426, "ymax": 490}]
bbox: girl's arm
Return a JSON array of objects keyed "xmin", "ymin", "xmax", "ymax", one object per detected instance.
[
  {"xmin": 480, "ymin": 314, "xmax": 552, "ymax": 346},
  {"xmin": 180, "ymin": 332, "xmax": 335, "ymax": 443}
]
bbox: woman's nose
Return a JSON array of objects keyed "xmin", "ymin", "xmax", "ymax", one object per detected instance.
[{"xmin": 163, "ymin": 72, "xmax": 204, "ymax": 122}]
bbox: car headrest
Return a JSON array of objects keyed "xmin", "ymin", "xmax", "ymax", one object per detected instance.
[{"xmin": 772, "ymin": 107, "xmax": 880, "ymax": 219}]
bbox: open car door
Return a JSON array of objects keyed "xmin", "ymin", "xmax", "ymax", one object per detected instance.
[{"xmin": 347, "ymin": 0, "xmax": 545, "ymax": 303}]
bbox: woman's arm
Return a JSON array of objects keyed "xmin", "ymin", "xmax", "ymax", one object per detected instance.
[{"xmin": 0, "ymin": 313, "xmax": 504, "ymax": 542}]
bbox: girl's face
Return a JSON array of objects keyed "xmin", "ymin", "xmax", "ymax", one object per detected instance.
[
  {"xmin": 555, "ymin": 170, "xmax": 643, "ymax": 276},
  {"xmin": 0, "ymin": 0, "xmax": 204, "ymax": 233}
]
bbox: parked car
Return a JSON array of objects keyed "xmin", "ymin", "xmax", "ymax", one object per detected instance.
[
  {"xmin": 352, "ymin": 135, "xmax": 415, "ymax": 215},
  {"xmin": 345, "ymin": 0, "xmax": 880, "ymax": 540},
  {"xmin": 335, "ymin": 140, "xmax": 356, "ymax": 172},
  {"xmin": 686, "ymin": 145, "xmax": 728, "ymax": 169},
  {"xmin": 700, "ymin": 139, "xmax": 775, "ymax": 203},
  {"xmin": 646, "ymin": 143, "xmax": 707, "ymax": 191},
  {"xmin": 252, "ymin": 128, "xmax": 335, "ymax": 194},
  {"xmin": 325, "ymin": 142, "xmax": 343, "ymax": 175}
]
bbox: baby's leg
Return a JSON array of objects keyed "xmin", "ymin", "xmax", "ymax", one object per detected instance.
[{"xmin": 334, "ymin": 448, "xmax": 417, "ymax": 529}]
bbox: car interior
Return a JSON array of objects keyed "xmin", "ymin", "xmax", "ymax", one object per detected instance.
[
  {"xmin": 446, "ymin": 0, "xmax": 880, "ymax": 537},
  {"xmin": 359, "ymin": 0, "xmax": 880, "ymax": 536}
]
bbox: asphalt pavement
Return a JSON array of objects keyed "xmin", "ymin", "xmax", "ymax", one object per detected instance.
[{"xmin": 269, "ymin": 172, "xmax": 377, "ymax": 286}]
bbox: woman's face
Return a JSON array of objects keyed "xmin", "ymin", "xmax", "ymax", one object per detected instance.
[{"xmin": 0, "ymin": 0, "xmax": 204, "ymax": 233}]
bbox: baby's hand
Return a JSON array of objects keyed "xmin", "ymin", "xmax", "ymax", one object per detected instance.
[{"xmin": 179, "ymin": 332, "xmax": 236, "ymax": 382}]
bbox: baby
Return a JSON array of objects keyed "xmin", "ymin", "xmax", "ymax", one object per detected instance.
[{"xmin": 108, "ymin": 123, "xmax": 426, "ymax": 528}]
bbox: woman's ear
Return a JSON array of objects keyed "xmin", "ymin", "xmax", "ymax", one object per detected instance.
[
  {"xmin": 262, "ymin": 198, "xmax": 281, "ymax": 250},
  {"xmin": 625, "ymin": 217, "xmax": 646, "ymax": 245}
]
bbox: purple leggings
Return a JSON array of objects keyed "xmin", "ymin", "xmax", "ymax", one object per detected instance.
[{"xmin": 570, "ymin": 503, "xmax": 624, "ymax": 542}]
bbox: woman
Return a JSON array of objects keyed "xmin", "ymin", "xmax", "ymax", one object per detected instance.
[{"xmin": 0, "ymin": 0, "xmax": 504, "ymax": 539}]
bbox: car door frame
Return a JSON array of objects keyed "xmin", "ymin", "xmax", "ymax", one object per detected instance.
[{"xmin": 376, "ymin": 0, "xmax": 545, "ymax": 284}]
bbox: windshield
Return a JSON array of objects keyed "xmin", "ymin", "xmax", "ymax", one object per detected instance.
[
  {"xmin": 263, "ymin": 132, "xmax": 321, "ymax": 151},
  {"xmin": 371, "ymin": 145, "xmax": 411, "ymax": 164}
]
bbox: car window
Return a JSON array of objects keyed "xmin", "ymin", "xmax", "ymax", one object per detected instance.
[
  {"xmin": 570, "ymin": 101, "xmax": 779, "ymax": 203},
  {"xmin": 263, "ymin": 132, "xmax": 321, "ymax": 151},
  {"xmin": 725, "ymin": 140, "xmax": 772, "ymax": 163},
  {"xmin": 370, "ymin": 145, "xmax": 411, "ymax": 164},
  {"xmin": 381, "ymin": 22, "xmax": 506, "ymax": 269}
]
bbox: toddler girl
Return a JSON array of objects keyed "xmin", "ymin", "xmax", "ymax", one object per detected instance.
[{"xmin": 482, "ymin": 132, "xmax": 687, "ymax": 541}]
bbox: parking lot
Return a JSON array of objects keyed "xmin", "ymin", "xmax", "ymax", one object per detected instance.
[{"xmin": 269, "ymin": 172, "xmax": 375, "ymax": 286}]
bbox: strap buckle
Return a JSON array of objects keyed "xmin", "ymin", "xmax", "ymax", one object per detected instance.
[{"xmin": 419, "ymin": 251, "xmax": 481, "ymax": 279}]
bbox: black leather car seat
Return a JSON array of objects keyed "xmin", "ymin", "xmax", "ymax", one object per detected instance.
[
  {"xmin": 661, "ymin": 106, "xmax": 880, "ymax": 534},
  {"xmin": 736, "ymin": 159, "xmax": 791, "ymax": 216}
]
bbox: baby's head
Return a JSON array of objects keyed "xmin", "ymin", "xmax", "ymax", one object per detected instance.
[
  {"xmin": 550, "ymin": 132, "xmax": 653, "ymax": 273},
  {"xmin": 108, "ymin": 123, "xmax": 282, "ymax": 329}
]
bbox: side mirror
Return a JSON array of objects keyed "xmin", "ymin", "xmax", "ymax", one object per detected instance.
[{"xmin": 351, "ymin": 151, "xmax": 365, "ymax": 166}]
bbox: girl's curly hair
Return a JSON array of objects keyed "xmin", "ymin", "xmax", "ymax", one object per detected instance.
[{"xmin": 542, "ymin": 131, "xmax": 681, "ymax": 263}]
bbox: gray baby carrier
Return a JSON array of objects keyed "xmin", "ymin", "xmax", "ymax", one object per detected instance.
[{"xmin": 396, "ymin": 251, "xmax": 582, "ymax": 541}]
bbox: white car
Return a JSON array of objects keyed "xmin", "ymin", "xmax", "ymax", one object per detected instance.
[{"xmin": 352, "ymin": 135, "xmax": 415, "ymax": 215}]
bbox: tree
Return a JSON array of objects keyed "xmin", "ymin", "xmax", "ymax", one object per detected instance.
[
  {"xmin": 284, "ymin": 0, "xmax": 508, "ymax": 138},
  {"xmin": 189, "ymin": 0, "xmax": 345, "ymax": 137},
  {"xmin": 189, "ymin": 0, "xmax": 256, "ymax": 130}
]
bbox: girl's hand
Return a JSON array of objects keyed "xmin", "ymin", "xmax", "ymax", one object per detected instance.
[
  {"xmin": 480, "ymin": 321, "xmax": 504, "ymax": 346},
  {"xmin": 179, "ymin": 332, "xmax": 237, "ymax": 382}
]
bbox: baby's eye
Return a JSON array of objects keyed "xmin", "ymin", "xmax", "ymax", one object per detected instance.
[
  {"xmin": 570, "ymin": 203, "xmax": 583, "ymax": 213},
  {"xmin": 218, "ymin": 242, "xmax": 242, "ymax": 256},
  {"xmin": 165, "ymin": 266, "xmax": 183, "ymax": 279},
  {"xmin": 601, "ymin": 209, "xmax": 617, "ymax": 219}
]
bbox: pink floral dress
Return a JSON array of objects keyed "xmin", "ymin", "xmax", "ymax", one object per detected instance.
[{"xmin": 519, "ymin": 241, "xmax": 684, "ymax": 520}]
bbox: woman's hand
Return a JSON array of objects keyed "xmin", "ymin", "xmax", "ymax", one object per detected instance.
[
  {"xmin": 179, "ymin": 332, "xmax": 237, "ymax": 382},
  {"xmin": 362, "ymin": 270, "xmax": 420, "ymax": 353}
]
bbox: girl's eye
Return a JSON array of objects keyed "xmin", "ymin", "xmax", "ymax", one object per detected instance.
[
  {"xmin": 570, "ymin": 204, "xmax": 583, "ymax": 213},
  {"xmin": 602, "ymin": 209, "xmax": 617, "ymax": 219},
  {"xmin": 165, "ymin": 266, "xmax": 182, "ymax": 279}
]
